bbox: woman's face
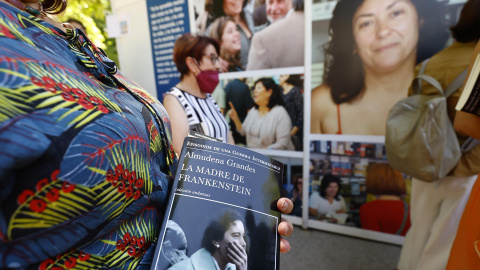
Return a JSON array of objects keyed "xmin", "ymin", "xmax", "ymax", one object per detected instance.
[
  {"xmin": 352, "ymin": 0, "xmax": 419, "ymax": 73},
  {"xmin": 197, "ymin": 44, "xmax": 221, "ymax": 73},
  {"xmin": 253, "ymin": 82, "xmax": 272, "ymax": 107},
  {"xmin": 221, "ymin": 21, "xmax": 241, "ymax": 54},
  {"xmin": 325, "ymin": 182, "xmax": 339, "ymax": 198},
  {"xmin": 223, "ymin": 0, "xmax": 244, "ymax": 17},
  {"xmin": 278, "ymin": 74, "xmax": 289, "ymax": 85},
  {"xmin": 217, "ymin": 220, "xmax": 246, "ymax": 260}
]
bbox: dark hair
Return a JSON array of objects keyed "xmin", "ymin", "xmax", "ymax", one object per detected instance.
[
  {"xmin": 366, "ymin": 163, "xmax": 406, "ymax": 196},
  {"xmin": 42, "ymin": 0, "xmax": 68, "ymax": 14},
  {"xmin": 253, "ymin": 78, "xmax": 284, "ymax": 109},
  {"xmin": 450, "ymin": 0, "xmax": 480, "ymax": 43},
  {"xmin": 319, "ymin": 174, "xmax": 342, "ymax": 201},
  {"xmin": 293, "ymin": 0, "xmax": 304, "ymax": 11},
  {"xmin": 285, "ymin": 74, "xmax": 303, "ymax": 88},
  {"xmin": 173, "ymin": 33, "xmax": 220, "ymax": 80},
  {"xmin": 323, "ymin": 0, "xmax": 449, "ymax": 104},
  {"xmin": 67, "ymin": 18, "xmax": 86, "ymax": 32},
  {"xmin": 201, "ymin": 208, "xmax": 244, "ymax": 253},
  {"xmin": 212, "ymin": 0, "xmax": 248, "ymax": 22},
  {"xmin": 292, "ymin": 173, "xmax": 303, "ymax": 192},
  {"xmin": 209, "ymin": 16, "xmax": 242, "ymax": 71}
]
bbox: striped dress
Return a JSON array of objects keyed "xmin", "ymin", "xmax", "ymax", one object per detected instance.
[{"xmin": 166, "ymin": 87, "xmax": 229, "ymax": 143}]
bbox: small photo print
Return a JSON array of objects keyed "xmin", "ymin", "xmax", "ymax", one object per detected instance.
[{"xmin": 158, "ymin": 195, "xmax": 279, "ymax": 270}]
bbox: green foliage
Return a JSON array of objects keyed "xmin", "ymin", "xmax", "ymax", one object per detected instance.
[{"xmin": 58, "ymin": 0, "xmax": 118, "ymax": 63}]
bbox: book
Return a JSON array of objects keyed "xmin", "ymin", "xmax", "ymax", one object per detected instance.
[
  {"xmin": 456, "ymin": 53, "xmax": 480, "ymax": 115},
  {"xmin": 150, "ymin": 135, "xmax": 284, "ymax": 270}
]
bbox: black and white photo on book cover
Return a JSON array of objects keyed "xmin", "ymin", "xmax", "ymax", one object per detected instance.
[{"xmin": 151, "ymin": 136, "xmax": 283, "ymax": 270}]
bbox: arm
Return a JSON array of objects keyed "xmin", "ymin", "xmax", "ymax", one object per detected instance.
[
  {"xmin": 227, "ymin": 131, "xmax": 235, "ymax": 145},
  {"xmin": 246, "ymin": 34, "xmax": 268, "ymax": 71},
  {"xmin": 336, "ymin": 196, "xmax": 347, "ymax": 213},
  {"xmin": 310, "ymin": 85, "xmax": 328, "ymax": 134},
  {"xmin": 454, "ymin": 111, "xmax": 480, "ymax": 140},
  {"xmin": 291, "ymin": 88, "xmax": 304, "ymax": 135},
  {"xmin": 163, "ymin": 94, "xmax": 190, "ymax": 155},
  {"xmin": 228, "ymin": 102, "xmax": 245, "ymax": 135}
]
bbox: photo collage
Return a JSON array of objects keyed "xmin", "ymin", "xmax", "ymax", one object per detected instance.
[{"xmin": 171, "ymin": 0, "xmax": 470, "ymax": 241}]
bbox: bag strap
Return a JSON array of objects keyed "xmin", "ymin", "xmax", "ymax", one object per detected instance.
[
  {"xmin": 413, "ymin": 74, "xmax": 444, "ymax": 96},
  {"xmin": 445, "ymin": 68, "xmax": 468, "ymax": 97},
  {"xmin": 395, "ymin": 200, "xmax": 409, "ymax": 235},
  {"xmin": 412, "ymin": 58, "xmax": 468, "ymax": 99}
]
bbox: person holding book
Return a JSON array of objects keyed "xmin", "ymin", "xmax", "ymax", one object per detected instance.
[
  {"xmin": 168, "ymin": 209, "xmax": 247, "ymax": 270},
  {"xmin": 164, "ymin": 33, "xmax": 234, "ymax": 154},
  {"xmin": 311, "ymin": 0, "xmax": 449, "ymax": 135},
  {"xmin": 229, "ymin": 78, "xmax": 295, "ymax": 150},
  {"xmin": 454, "ymin": 41, "xmax": 480, "ymax": 141},
  {"xmin": 397, "ymin": 1, "xmax": 480, "ymax": 268},
  {"xmin": 0, "ymin": 0, "xmax": 295, "ymax": 268},
  {"xmin": 359, "ymin": 163, "xmax": 410, "ymax": 236},
  {"xmin": 308, "ymin": 174, "xmax": 347, "ymax": 223}
]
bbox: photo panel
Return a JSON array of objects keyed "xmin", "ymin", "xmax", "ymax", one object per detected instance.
[
  {"xmin": 309, "ymin": 140, "xmax": 413, "ymax": 236},
  {"xmin": 162, "ymin": 195, "xmax": 279, "ymax": 269},
  {"xmin": 216, "ymin": 70, "xmax": 305, "ymax": 151},
  {"xmin": 309, "ymin": 0, "xmax": 467, "ymax": 136},
  {"xmin": 191, "ymin": 0, "xmax": 305, "ymax": 72}
]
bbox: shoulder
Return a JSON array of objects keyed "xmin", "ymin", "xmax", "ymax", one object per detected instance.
[{"xmin": 312, "ymin": 84, "xmax": 336, "ymax": 114}]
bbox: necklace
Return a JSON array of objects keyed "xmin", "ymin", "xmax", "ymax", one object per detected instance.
[{"xmin": 4, "ymin": 0, "xmax": 45, "ymax": 17}]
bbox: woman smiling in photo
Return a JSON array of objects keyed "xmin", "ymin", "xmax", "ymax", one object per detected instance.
[{"xmin": 311, "ymin": 0, "xmax": 448, "ymax": 135}]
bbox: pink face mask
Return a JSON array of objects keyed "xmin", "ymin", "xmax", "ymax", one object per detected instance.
[{"xmin": 196, "ymin": 69, "xmax": 220, "ymax": 94}]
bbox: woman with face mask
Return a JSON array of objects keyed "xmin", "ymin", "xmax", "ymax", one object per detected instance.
[{"xmin": 164, "ymin": 33, "xmax": 235, "ymax": 154}]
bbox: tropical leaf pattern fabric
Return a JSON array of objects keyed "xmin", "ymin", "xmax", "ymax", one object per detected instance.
[{"xmin": 0, "ymin": 2, "xmax": 177, "ymax": 269}]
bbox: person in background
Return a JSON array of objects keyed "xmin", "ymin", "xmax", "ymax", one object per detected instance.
[
  {"xmin": 287, "ymin": 173, "xmax": 303, "ymax": 217},
  {"xmin": 225, "ymin": 78, "xmax": 254, "ymax": 145},
  {"xmin": 454, "ymin": 36, "xmax": 480, "ymax": 140},
  {"xmin": 196, "ymin": 0, "xmax": 214, "ymax": 35},
  {"xmin": 246, "ymin": 0, "xmax": 304, "ymax": 70},
  {"xmin": 0, "ymin": 1, "xmax": 295, "ymax": 268},
  {"xmin": 360, "ymin": 163, "xmax": 410, "ymax": 236},
  {"xmin": 211, "ymin": 0, "xmax": 255, "ymax": 70},
  {"xmin": 308, "ymin": 174, "xmax": 347, "ymax": 223},
  {"xmin": 163, "ymin": 34, "xmax": 234, "ymax": 154},
  {"xmin": 64, "ymin": 18, "xmax": 87, "ymax": 34},
  {"xmin": 279, "ymin": 74, "xmax": 303, "ymax": 150},
  {"xmin": 209, "ymin": 16, "xmax": 243, "ymax": 71},
  {"xmin": 397, "ymin": 0, "xmax": 480, "ymax": 268},
  {"xmin": 311, "ymin": 0, "xmax": 449, "ymax": 135},
  {"xmin": 228, "ymin": 78, "xmax": 294, "ymax": 150}
]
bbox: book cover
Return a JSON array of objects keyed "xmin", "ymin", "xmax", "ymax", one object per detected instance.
[
  {"xmin": 151, "ymin": 136, "xmax": 283, "ymax": 270},
  {"xmin": 456, "ymin": 53, "xmax": 480, "ymax": 115}
]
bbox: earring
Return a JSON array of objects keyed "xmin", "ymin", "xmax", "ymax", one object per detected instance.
[{"xmin": 214, "ymin": 243, "xmax": 220, "ymax": 248}]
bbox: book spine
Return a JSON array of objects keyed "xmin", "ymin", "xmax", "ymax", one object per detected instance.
[{"xmin": 460, "ymin": 74, "xmax": 480, "ymax": 116}]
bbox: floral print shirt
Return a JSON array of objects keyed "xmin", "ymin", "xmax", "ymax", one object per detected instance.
[{"xmin": 0, "ymin": 2, "xmax": 177, "ymax": 269}]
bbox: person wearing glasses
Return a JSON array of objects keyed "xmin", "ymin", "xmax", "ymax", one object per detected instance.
[{"xmin": 164, "ymin": 33, "xmax": 235, "ymax": 154}]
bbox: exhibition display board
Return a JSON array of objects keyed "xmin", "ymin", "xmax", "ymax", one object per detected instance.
[{"xmin": 111, "ymin": 0, "xmax": 468, "ymax": 245}]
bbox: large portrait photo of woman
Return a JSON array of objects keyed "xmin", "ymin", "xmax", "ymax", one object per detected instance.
[{"xmin": 310, "ymin": 0, "xmax": 455, "ymax": 135}]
